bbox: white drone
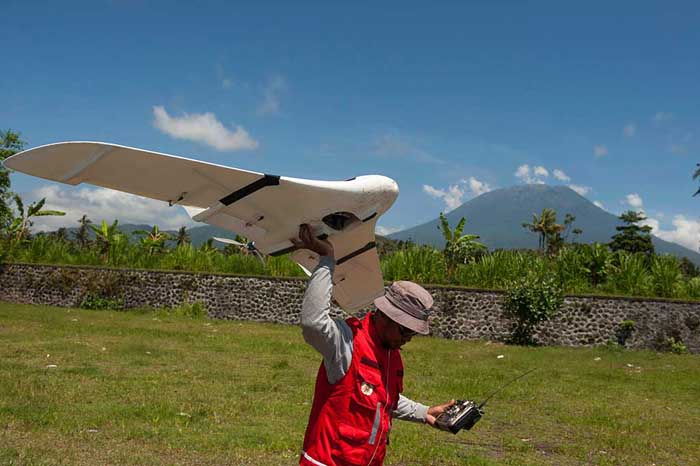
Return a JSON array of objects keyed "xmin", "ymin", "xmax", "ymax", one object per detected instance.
[{"xmin": 4, "ymin": 142, "xmax": 399, "ymax": 311}]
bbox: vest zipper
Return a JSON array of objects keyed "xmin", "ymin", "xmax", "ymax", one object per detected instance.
[{"xmin": 365, "ymin": 350, "xmax": 391, "ymax": 465}]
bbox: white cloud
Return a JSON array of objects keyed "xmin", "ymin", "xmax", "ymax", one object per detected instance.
[
  {"xmin": 645, "ymin": 215, "xmax": 700, "ymax": 252},
  {"xmin": 625, "ymin": 193, "xmax": 644, "ymax": 209},
  {"xmin": 593, "ymin": 200, "xmax": 605, "ymax": 210},
  {"xmin": 593, "ymin": 145, "xmax": 608, "ymax": 158},
  {"xmin": 442, "ymin": 185, "xmax": 466, "ymax": 211},
  {"xmin": 256, "ymin": 75, "xmax": 287, "ymax": 116},
  {"xmin": 465, "ymin": 176, "xmax": 492, "ymax": 196},
  {"xmin": 623, "ymin": 123, "xmax": 636, "ymax": 137},
  {"xmin": 514, "ymin": 164, "xmax": 545, "ymax": 184},
  {"xmin": 568, "ymin": 184, "xmax": 591, "ymax": 196},
  {"xmin": 423, "ymin": 177, "xmax": 493, "ymax": 211},
  {"xmin": 515, "ymin": 164, "xmax": 530, "ymax": 181},
  {"xmin": 153, "ymin": 106, "xmax": 258, "ymax": 151},
  {"xmin": 654, "ymin": 112, "xmax": 674, "ymax": 122},
  {"xmin": 553, "ymin": 169, "xmax": 570, "ymax": 182},
  {"xmin": 376, "ymin": 225, "xmax": 403, "ymax": 236},
  {"xmin": 641, "ymin": 216, "xmax": 660, "ymax": 232},
  {"xmin": 423, "ymin": 185, "xmax": 446, "ymax": 198},
  {"xmin": 534, "ymin": 166, "xmax": 549, "ymax": 178},
  {"xmin": 24, "ymin": 184, "xmax": 196, "ymax": 233}
]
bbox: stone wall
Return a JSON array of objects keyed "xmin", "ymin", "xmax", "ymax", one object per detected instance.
[{"xmin": 1, "ymin": 263, "xmax": 698, "ymax": 353}]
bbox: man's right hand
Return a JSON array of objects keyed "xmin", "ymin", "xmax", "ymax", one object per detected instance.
[{"xmin": 291, "ymin": 224, "xmax": 334, "ymax": 259}]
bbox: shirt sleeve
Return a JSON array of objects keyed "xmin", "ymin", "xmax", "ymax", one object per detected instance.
[
  {"xmin": 393, "ymin": 394, "xmax": 429, "ymax": 423},
  {"xmin": 299, "ymin": 255, "xmax": 354, "ymax": 385}
]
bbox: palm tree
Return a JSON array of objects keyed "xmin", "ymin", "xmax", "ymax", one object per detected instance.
[
  {"xmin": 175, "ymin": 226, "xmax": 191, "ymax": 247},
  {"xmin": 7, "ymin": 195, "xmax": 65, "ymax": 242},
  {"xmin": 547, "ymin": 213, "xmax": 580, "ymax": 253},
  {"xmin": 75, "ymin": 214, "xmax": 92, "ymax": 248},
  {"xmin": 522, "ymin": 208, "xmax": 562, "ymax": 252}
]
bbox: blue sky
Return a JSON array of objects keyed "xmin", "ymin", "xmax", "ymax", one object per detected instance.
[{"xmin": 3, "ymin": 1, "xmax": 700, "ymax": 250}]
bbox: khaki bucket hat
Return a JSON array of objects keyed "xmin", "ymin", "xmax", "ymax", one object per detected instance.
[{"xmin": 374, "ymin": 281, "xmax": 433, "ymax": 335}]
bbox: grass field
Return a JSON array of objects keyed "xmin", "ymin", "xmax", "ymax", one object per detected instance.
[{"xmin": 1, "ymin": 302, "xmax": 698, "ymax": 466}]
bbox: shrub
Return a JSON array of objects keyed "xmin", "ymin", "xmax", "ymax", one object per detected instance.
[
  {"xmin": 650, "ymin": 255, "xmax": 682, "ymax": 298},
  {"xmin": 681, "ymin": 277, "xmax": 700, "ymax": 299},
  {"xmin": 80, "ymin": 293, "xmax": 123, "ymax": 310},
  {"xmin": 606, "ymin": 252, "xmax": 651, "ymax": 296},
  {"xmin": 579, "ymin": 243, "xmax": 613, "ymax": 286},
  {"xmin": 666, "ymin": 337, "xmax": 689, "ymax": 355},
  {"xmin": 158, "ymin": 301, "xmax": 208, "ymax": 319},
  {"xmin": 502, "ymin": 274, "xmax": 564, "ymax": 345}
]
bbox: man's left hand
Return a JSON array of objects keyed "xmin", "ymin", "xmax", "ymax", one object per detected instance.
[{"xmin": 425, "ymin": 399, "xmax": 456, "ymax": 427}]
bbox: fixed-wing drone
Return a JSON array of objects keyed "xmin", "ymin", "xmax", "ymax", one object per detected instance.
[{"xmin": 3, "ymin": 142, "xmax": 399, "ymax": 311}]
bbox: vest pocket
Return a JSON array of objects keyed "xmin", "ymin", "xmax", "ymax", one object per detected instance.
[
  {"xmin": 331, "ymin": 423, "xmax": 371, "ymax": 466},
  {"xmin": 338, "ymin": 422, "xmax": 370, "ymax": 443},
  {"xmin": 352, "ymin": 366, "xmax": 385, "ymax": 411}
]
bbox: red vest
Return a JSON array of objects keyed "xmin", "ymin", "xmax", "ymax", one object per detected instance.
[{"xmin": 301, "ymin": 313, "xmax": 404, "ymax": 466}]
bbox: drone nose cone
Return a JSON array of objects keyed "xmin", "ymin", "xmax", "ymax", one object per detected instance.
[
  {"xmin": 385, "ymin": 176, "xmax": 399, "ymax": 198},
  {"xmin": 374, "ymin": 175, "xmax": 399, "ymax": 200},
  {"xmin": 369, "ymin": 175, "xmax": 399, "ymax": 214}
]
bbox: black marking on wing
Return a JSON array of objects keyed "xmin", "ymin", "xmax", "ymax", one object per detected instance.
[{"xmin": 219, "ymin": 174, "xmax": 280, "ymax": 206}]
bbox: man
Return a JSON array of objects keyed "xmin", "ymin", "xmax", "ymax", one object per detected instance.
[{"xmin": 293, "ymin": 224, "xmax": 454, "ymax": 466}]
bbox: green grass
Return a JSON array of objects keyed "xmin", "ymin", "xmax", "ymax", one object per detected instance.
[{"xmin": 0, "ymin": 302, "xmax": 698, "ymax": 466}]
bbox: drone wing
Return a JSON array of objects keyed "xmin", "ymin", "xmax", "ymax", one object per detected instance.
[{"xmin": 4, "ymin": 141, "xmax": 397, "ymax": 311}]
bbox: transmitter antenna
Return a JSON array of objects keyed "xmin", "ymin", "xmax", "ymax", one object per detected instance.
[{"xmin": 478, "ymin": 368, "xmax": 537, "ymax": 409}]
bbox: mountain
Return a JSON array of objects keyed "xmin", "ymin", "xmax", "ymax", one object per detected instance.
[{"xmin": 388, "ymin": 184, "xmax": 700, "ymax": 264}]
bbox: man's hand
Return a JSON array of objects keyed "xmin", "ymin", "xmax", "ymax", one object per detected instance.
[
  {"xmin": 291, "ymin": 224, "xmax": 334, "ymax": 259},
  {"xmin": 424, "ymin": 399, "xmax": 456, "ymax": 427}
]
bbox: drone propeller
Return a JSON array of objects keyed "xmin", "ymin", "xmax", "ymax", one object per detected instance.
[
  {"xmin": 213, "ymin": 237, "xmax": 247, "ymax": 247},
  {"xmin": 213, "ymin": 237, "xmax": 266, "ymax": 266}
]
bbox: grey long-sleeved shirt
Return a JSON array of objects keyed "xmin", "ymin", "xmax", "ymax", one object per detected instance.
[{"xmin": 300, "ymin": 256, "xmax": 429, "ymax": 423}]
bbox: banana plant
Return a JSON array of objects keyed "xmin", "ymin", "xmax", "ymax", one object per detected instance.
[
  {"xmin": 438, "ymin": 212, "xmax": 486, "ymax": 281},
  {"xmin": 7, "ymin": 195, "xmax": 65, "ymax": 242},
  {"xmin": 89, "ymin": 219, "xmax": 124, "ymax": 262},
  {"xmin": 132, "ymin": 225, "xmax": 171, "ymax": 256}
]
